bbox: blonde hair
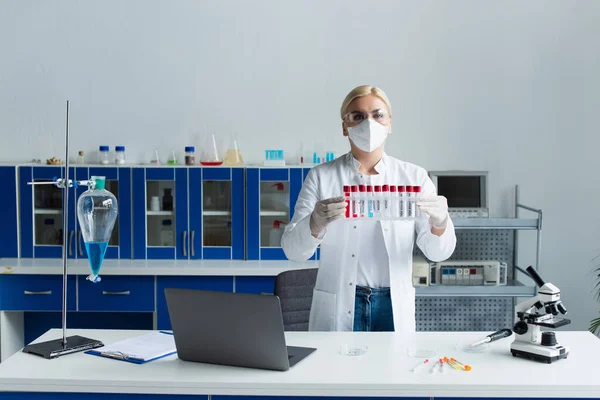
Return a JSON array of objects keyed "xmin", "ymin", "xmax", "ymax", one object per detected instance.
[{"xmin": 340, "ymin": 85, "xmax": 392, "ymax": 119}]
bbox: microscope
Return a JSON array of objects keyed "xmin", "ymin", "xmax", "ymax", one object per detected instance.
[{"xmin": 510, "ymin": 266, "xmax": 570, "ymax": 363}]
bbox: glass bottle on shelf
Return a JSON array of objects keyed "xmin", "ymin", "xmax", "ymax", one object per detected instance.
[
  {"xmin": 162, "ymin": 188, "xmax": 173, "ymax": 211},
  {"xmin": 160, "ymin": 219, "xmax": 174, "ymax": 246}
]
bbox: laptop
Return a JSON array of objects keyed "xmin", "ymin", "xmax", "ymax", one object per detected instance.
[{"xmin": 164, "ymin": 288, "xmax": 316, "ymax": 371}]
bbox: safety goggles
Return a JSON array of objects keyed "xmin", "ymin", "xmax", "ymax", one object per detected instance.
[{"xmin": 342, "ymin": 109, "xmax": 391, "ymax": 126}]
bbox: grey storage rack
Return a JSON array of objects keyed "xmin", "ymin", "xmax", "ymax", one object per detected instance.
[{"xmin": 415, "ymin": 185, "xmax": 542, "ymax": 331}]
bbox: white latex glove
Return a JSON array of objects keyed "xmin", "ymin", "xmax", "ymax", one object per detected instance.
[
  {"xmin": 417, "ymin": 196, "xmax": 449, "ymax": 229},
  {"xmin": 309, "ymin": 196, "xmax": 346, "ymax": 236}
]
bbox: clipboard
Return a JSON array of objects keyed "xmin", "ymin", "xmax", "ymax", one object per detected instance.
[{"xmin": 86, "ymin": 331, "xmax": 176, "ymax": 364}]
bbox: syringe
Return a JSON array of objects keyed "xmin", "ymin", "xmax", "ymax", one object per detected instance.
[{"xmin": 468, "ymin": 328, "xmax": 513, "ymax": 348}]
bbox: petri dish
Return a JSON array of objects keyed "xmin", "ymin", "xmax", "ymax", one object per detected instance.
[
  {"xmin": 456, "ymin": 342, "xmax": 490, "ymax": 353},
  {"xmin": 339, "ymin": 344, "xmax": 368, "ymax": 356}
]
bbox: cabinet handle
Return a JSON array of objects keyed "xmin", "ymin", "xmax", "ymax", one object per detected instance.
[
  {"xmin": 78, "ymin": 231, "xmax": 83, "ymax": 256},
  {"xmin": 68, "ymin": 230, "xmax": 75, "ymax": 256},
  {"xmin": 191, "ymin": 230, "xmax": 195, "ymax": 257},
  {"xmin": 24, "ymin": 290, "xmax": 52, "ymax": 295},
  {"xmin": 102, "ymin": 291, "xmax": 131, "ymax": 296},
  {"xmin": 182, "ymin": 231, "xmax": 187, "ymax": 257}
]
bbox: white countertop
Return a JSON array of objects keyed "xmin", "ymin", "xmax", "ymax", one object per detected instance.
[
  {"xmin": 0, "ymin": 329, "xmax": 597, "ymax": 397},
  {"xmin": 0, "ymin": 259, "xmax": 318, "ymax": 276}
]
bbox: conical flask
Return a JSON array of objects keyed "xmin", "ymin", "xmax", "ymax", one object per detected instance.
[
  {"xmin": 223, "ymin": 133, "xmax": 243, "ymax": 166},
  {"xmin": 200, "ymin": 134, "xmax": 223, "ymax": 166},
  {"xmin": 77, "ymin": 176, "xmax": 118, "ymax": 283}
]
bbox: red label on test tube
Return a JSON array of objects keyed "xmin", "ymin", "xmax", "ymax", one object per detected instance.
[
  {"xmin": 358, "ymin": 185, "xmax": 366, "ymax": 192},
  {"xmin": 382, "ymin": 184, "xmax": 389, "ymax": 192},
  {"xmin": 406, "ymin": 186, "xmax": 414, "ymax": 193},
  {"xmin": 366, "ymin": 185, "xmax": 373, "ymax": 193},
  {"xmin": 374, "ymin": 185, "xmax": 382, "ymax": 193},
  {"xmin": 390, "ymin": 186, "xmax": 397, "ymax": 193},
  {"xmin": 398, "ymin": 185, "xmax": 406, "ymax": 192},
  {"xmin": 343, "ymin": 185, "xmax": 350, "ymax": 218},
  {"xmin": 413, "ymin": 186, "xmax": 421, "ymax": 193}
]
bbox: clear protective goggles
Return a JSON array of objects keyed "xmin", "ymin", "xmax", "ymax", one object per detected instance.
[{"xmin": 343, "ymin": 109, "xmax": 391, "ymax": 126}]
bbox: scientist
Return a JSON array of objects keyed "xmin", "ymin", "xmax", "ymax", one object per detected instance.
[{"xmin": 281, "ymin": 85, "xmax": 456, "ymax": 332}]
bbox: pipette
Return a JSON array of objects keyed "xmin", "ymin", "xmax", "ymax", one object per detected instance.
[
  {"xmin": 428, "ymin": 360, "xmax": 438, "ymax": 374},
  {"xmin": 444, "ymin": 356, "xmax": 461, "ymax": 370},
  {"xmin": 438, "ymin": 358, "xmax": 445, "ymax": 373},
  {"xmin": 468, "ymin": 328, "xmax": 513, "ymax": 348},
  {"xmin": 410, "ymin": 358, "xmax": 430, "ymax": 373}
]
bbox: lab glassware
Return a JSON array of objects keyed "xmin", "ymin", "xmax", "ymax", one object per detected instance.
[
  {"xmin": 185, "ymin": 146, "xmax": 196, "ymax": 166},
  {"xmin": 390, "ymin": 185, "xmax": 398, "ymax": 218},
  {"xmin": 160, "ymin": 219, "xmax": 174, "ymax": 246},
  {"xmin": 114, "ymin": 146, "xmax": 126, "ymax": 165},
  {"xmin": 358, "ymin": 185, "xmax": 366, "ymax": 218},
  {"xmin": 343, "ymin": 185, "xmax": 351, "ymax": 218},
  {"xmin": 413, "ymin": 185, "xmax": 422, "ymax": 217},
  {"xmin": 77, "ymin": 151, "xmax": 85, "ymax": 165},
  {"xmin": 382, "ymin": 185, "xmax": 390, "ymax": 218},
  {"xmin": 200, "ymin": 134, "xmax": 223, "ymax": 166},
  {"xmin": 98, "ymin": 146, "xmax": 110, "ymax": 165},
  {"xmin": 223, "ymin": 133, "xmax": 243, "ymax": 166},
  {"xmin": 150, "ymin": 150, "xmax": 161, "ymax": 165},
  {"xmin": 167, "ymin": 149, "xmax": 179, "ymax": 165},
  {"xmin": 162, "ymin": 188, "xmax": 173, "ymax": 211},
  {"xmin": 366, "ymin": 185, "xmax": 374, "ymax": 218},
  {"xmin": 77, "ymin": 176, "xmax": 118, "ymax": 283},
  {"xmin": 406, "ymin": 186, "xmax": 415, "ymax": 218},
  {"xmin": 350, "ymin": 185, "xmax": 358, "ymax": 218},
  {"xmin": 373, "ymin": 185, "xmax": 382, "ymax": 218},
  {"xmin": 398, "ymin": 186, "xmax": 406, "ymax": 218}
]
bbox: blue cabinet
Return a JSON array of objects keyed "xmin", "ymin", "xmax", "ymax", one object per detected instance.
[
  {"xmin": 0, "ymin": 166, "xmax": 19, "ymax": 258},
  {"xmin": 76, "ymin": 167, "xmax": 132, "ymax": 260},
  {"xmin": 133, "ymin": 167, "xmax": 189, "ymax": 260},
  {"xmin": 0, "ymin": 275, "xmax": 76, "ymax": 311},
  {"xmin": 246, "ymin": 167, "xmax": 315, "ymax": 260},
  {"xmin": 78, "ymin": 275, "xmax": 154, "ymax": 312},
  {"xmin": 235, "ymin": 276, "xmax": 276, "ymax": 295},
  {"xmin": 189, "ymin": 167, "xmax": 244, "ymax": 260},
  {"xmin": 19, "ymin": 166, "xmax": 68, "ymax": 259},
  {"xmin": 156, "ymin": 276, "xmax": 234, "ymax": 330}
]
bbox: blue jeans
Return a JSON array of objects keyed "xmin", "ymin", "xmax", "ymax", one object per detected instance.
[{"xmin": 353, "ymin": 285, "xmax": 395, "ymax": 332}]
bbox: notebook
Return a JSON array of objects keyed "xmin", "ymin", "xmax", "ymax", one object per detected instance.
[{"xmin": 87, "ymin": 331, "xmax": 177, "ymax": 364}]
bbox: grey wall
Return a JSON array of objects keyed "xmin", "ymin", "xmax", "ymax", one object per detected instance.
[{"xmin": 1, "ymin": 0, "xmax": 599, "ymax": 330}]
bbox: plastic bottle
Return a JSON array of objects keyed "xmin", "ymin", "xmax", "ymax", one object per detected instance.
[
  {"xmin": 99, "ymin": 146, "xmax": 110, "ymax": 165},
  {"xmin": 406, "ymin": 186, "xmax": 415, "ymax": 218},
  {"xmin": 382, "ymin": 185, "xmax": 390, "ymax": 219},
  {"xmin": 358, "ymin": 185, "xmax": 366, "ymax": 218},
  {"xmin": 42, "ymin": 218, "xmax": 58, "ymax": 245},
  {"xmin": 398, "ymin": 186, "xmax": 406, "ymax": 218},
  {"xmin": 390, "ymin": 185, "xmax": 398, "ymax": 218},
  {"xmin": 343, "ymin": 185, "xmax": 351, "ymax": 218},
  {"xmin": 160, "ymin": 219, "xmax": 174, "ymax": 246},
  {"xmin": 350, "ymin": 185, "xmax": 358, "ymax": 218},
  {"xmin": 269, "ymin": 220, "xmax": 286, "ymax": 247},
  {"xmin": 185, "ymin": 146, "xmax": 196, "ymax": 166},
  {"xmin": 413, "ymin": 186, "xmax": 422, "ymax": 217},
  {"xmin": 374, "ymin": 185, "xmax": 382, "ymax": 218},
  {"xmin": 115, "ymin": 146, "xmax": 126, "ymax": 165},
  {"xmin": 366, "ymin": 185, "xmax": 374, "ymax": 218}
]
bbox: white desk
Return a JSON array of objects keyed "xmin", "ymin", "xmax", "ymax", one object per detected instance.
[{"xmin": 0, "ymin": 329, "xmax": 598, "ymax": 398}]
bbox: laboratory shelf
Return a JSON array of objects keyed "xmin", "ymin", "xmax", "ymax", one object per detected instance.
[
  {"xmin": 147, "ymin": 211, "xmax": 174, "ymax": 216},
  {"xmin": 415, "ymin": 280, "xmax": 536, "ymax": 297},
  {"xmin": 203, "ymin": 211, "xmax": 232, "ymax": 216},
  {"xmin": 260, "ymin": 210, "xmax": 288, "ymax": 217},
  {"xmin": 453, "ymin": 218, "xmax": 539, "ymax": 230},
  {"xmin": 34, "ymin": 209, "xmax": 62, "ymax": 215}
]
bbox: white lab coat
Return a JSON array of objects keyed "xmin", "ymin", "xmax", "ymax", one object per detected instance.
[{"xmin": 281, "ymin": 152, "xmax": 456, "ymax": 332}]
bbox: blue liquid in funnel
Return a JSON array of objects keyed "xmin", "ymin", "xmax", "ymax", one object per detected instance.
[{"xmin": 85, "ymin": 241, "xmax": 108, "ymax": 276}]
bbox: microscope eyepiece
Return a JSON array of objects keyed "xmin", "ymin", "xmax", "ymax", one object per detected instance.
[{"xmin": 557, "ymin": 302, "xmax": 568, "ymax": 315}]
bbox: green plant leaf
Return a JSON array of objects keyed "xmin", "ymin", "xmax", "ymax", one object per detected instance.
[{"xmin": 591, "ymin": 317, "xmax": 600, "ymax": 335}]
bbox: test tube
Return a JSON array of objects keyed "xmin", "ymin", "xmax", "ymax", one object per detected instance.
[
  {"xmin": 350, "ymin": 185, "xmax": 358, "ymax": 218},
  {"xmin": 406, "ymin": 186, "xmax": 415, "ymax": 218},
  {"xmin": 413, "ymin": 185, "xmax": 422, "ymax": 217},
  {"xmin": 398, "ymin": 186, "xmax": 406, "ymax": 218},
  {"xmin": 358, "ymin": 185, "xmax": 366, "ymax": 218},
  {"xmin": 382, "ymin": 185, "xmax": 390, "ymax": 219},
  {"xmin": 366, "ymin": 185, "xmax": 373, "ymax": 218},
  {"xmin": 390, "ymin": 185, "xmax": 398, "ymax": 219},
  {"xmin": 374, "ymin": 185, "xmax": 382, "ymax": 219},
  {"xmin": 343, "ymin": 185, "xmax": 351, "ymax": 218}
]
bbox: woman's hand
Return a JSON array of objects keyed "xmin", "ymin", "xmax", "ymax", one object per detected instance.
[
  {"xmin": 309, "ymin": 197, "xmax": 346, "ymax": 238},
  {"xmin": 417, "ymin": 196, "xmax": 449, "ymax": 229}
]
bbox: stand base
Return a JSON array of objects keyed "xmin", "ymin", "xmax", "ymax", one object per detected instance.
[
  {"xmin": 23, "ymin": 335, "xmax": 103, "ymax": 359},
  {"xmin": 510, "ymin": 341, "xmax": 569, "ymax": 364}
]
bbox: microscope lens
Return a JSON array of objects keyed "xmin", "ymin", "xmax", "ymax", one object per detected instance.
[{"xmin": 557, "ymin": 302, "xmax": 568, "ymax": 314}]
